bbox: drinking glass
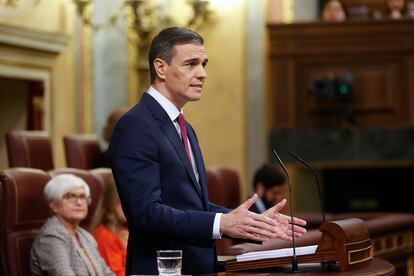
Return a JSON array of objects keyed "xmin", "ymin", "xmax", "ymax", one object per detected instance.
[{"xmin": 157, "ymin": 250, "xmax": 182, "ymax": 275}]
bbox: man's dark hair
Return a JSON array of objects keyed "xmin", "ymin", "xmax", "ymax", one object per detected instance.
[
  {"xmin": 253, "ymin": 163, "xmax": 286, "ymax": 190},
  {"xmin": 148, "ymin": 27, "xmax": 204, "ymax": 83}
]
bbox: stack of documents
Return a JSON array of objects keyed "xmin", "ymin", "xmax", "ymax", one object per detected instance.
[{"xmin": 236, "ymin": 245, "xmax": 318, "ymax": 262}]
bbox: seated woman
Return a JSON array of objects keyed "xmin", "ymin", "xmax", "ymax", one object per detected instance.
[
  {"xmin": 30, "ymin": 174, "xmax": 114, "ymax": 276},
  {"xmin": 94, "ymin": 106, "xmax": 129, "ymax": 168},
  {"xmin": 91, "ymin": 180, "xmax": 128, "ymax": 276}
]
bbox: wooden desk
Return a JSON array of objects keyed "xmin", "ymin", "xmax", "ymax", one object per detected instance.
[
  {"xmin": 267, "ymin": 19, "xmax": 414, "ymax": 129},
  {"xmin": 212, "ymin": 258, "xmax": 394, "ymax": 275}
]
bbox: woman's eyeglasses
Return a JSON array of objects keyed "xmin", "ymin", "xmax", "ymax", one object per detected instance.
[{"xmin": 62, "ymin": 192, "xmax": 91, "ymax": 205}]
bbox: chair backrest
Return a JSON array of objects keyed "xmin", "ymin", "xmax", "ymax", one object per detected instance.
[
  {"xmin": 0, "ymin": 168, "xmax": 51, "ymax": 276},
  {"xmin": 48, "ymin": 168, "xmax": 105, "ymax": 229},
  {"xmin": 90, "ymin": 168, "xmax": 113, "ymax": 186},
  {"xmin": 63, "ymin": 134, "xmax": 102, "ymax": 170},
  {"xmin": 206, "ymin": 168, "xmax": 226, "ymax": 206},
  {"xmin": 206, "ymin": 167, "xmax": 241, "ymax": 255},
  {"xmin": 207, "ymin": 167, "xmax": 241, "ymax": 209},
  {"xmin": 215, "ymin": 167, "xmax": 241, "ymax": 209},
  {"xmin": 6, "ymin": 131, "xmax": 54, "ymax": 170}
]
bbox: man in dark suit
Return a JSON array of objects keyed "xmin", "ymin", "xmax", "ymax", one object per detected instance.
[
  {"xmin": 250, "ymin": 163, "xmax": 287, "ymax": 214},
  {"xmin": 110, "ymin": 27, "xmax": 307, "ymax": 275}
]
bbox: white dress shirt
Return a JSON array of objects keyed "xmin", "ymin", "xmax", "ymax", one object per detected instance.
[{"xmin": 254, "ymin": 197, "xmax": 267, "ymax": 214}]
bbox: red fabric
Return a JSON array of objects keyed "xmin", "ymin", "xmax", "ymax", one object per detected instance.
[{"xmin": 93, "ymin": 225, "xmax": 126, "ymax": 276}]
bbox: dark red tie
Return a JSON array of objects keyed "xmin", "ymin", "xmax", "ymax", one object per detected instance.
[{"xmin": 177, "ymin": 113, "xmax": 192, "ymax": 163}]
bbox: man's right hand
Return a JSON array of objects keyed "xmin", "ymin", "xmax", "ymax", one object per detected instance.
[{"xmin": 219, "ymin": 194, "xmax": 307, "ymax": 242}]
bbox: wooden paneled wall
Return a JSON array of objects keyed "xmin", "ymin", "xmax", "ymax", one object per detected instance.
[
  {"xmin": 342, "ymin": 0, "xmax": 388, "ymax": 13},
  {"xmin": 267, "ymin": 19, "xmax": 414, "ymax": 129}
]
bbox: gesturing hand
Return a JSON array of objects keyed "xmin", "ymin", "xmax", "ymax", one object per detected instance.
[
  {"xmin": 220, "ymin": 195, "xmax": 307, "ymax": 242},
  {"xmin": 263, "ymin": 199, "xmax": 307, "ymax": 241}
]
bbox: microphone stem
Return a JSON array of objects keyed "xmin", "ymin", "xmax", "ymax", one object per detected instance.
[
  {"xmin": 287, "ymin": 175, "xmax": 299, "ymax": 272},
  {"xmin": 273, "ymin": 150, "xmax": 299, "ymax": 272},
  {"xmin": 288, "ymin": 151, "xmax": 326, "ymax": 223}
]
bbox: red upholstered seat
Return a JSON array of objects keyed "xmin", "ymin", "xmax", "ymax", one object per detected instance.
[
  {"xmin": 215, "ymin": 168, "xmax": 241, "ymax": 209},
  {"xmin": 90, "ymin": 168, "xmax": 113, "ymax": 189},
  {"xmin": 207, "ymin": 167, "xmax": 225, "ymax": 206},
  {"xmin": 207, "ymin": 167, "xmax": 241, "ymax": 209},
  {"xmin": 63, "ymin": 134, "xmax": 102, "ymax": 169},
  {"xmin": 206, "ymin": 167, "xmax": 242, "ymax": 255},
  {"xmin": 6, "ymin": 130, "xmax": 54, "ymax": 170},
  {"xmin": 0, "ymin": 168, "xmax": 51, "ymax": 276}
]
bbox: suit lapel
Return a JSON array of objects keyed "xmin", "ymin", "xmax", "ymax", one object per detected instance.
[
  {"xmin": 161, "ymin": 120, "xmax": 202, "ymax": 195},
  {"xmin": 142, "ymin": 94, "xmax": 202, "ymax": 196},
  {"xmin": 187, "ymin": 125, "xmax": 210, "ymax": 209}
]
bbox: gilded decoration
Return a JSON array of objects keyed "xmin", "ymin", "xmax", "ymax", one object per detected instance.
[{"xmin": 73, "ymin": 0, "xmax": 215, "ymax": 106}]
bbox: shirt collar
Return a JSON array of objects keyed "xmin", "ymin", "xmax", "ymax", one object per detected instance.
[
  {"xmin": 255, "ymin": 197, "xmax": 267, "ymax": 214},
  {"xmin": 147, "ymin": 86, "xmax": 181, "ymax": 121}
]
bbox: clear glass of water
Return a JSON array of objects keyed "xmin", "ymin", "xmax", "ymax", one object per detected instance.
[{"xmin": 157, "ymin": 250, "xmax": 182, "ymax": 275}]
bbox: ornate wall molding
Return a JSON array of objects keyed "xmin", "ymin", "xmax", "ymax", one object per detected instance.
[
  {"xmin": 0, "ymin": 24, "xmax": 67, "ymax": 53},
  {"xmin": 126, "ymin": 6, "xmax": 139, "ymax": 106},
  {"xmin": 0, "ymin": 23, "xmax": 68, "ymax": 133},
  {"xmin": 0, "ymin": 23, "xmax": 71, "ymax": 167},
  {"xmin": 78, "ymin": 23, "xmax": 94, "ymax": 133}
]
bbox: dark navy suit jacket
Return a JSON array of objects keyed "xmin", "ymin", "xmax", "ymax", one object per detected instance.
[{"xmin": 110, "ymin": 93, "xmax": 229, "ymax": 275}]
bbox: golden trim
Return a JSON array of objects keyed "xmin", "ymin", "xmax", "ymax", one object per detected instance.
[
  {"xmin": 0, "ymin": 58, "xmax": 51, "ymax": 71},
  {"xmin": 282, "ymin": 0, "xmax": 295, "ymax": 23},
  {"xmin": 1, "ymin": 0, "xmax": 20, "ymax": 7},
  {"xmin": 80, "ymin": 23, "xmax": 94, "ymax": 133},
  {"xmin": 346, "ymin": 238, "xmax": 371, "ymax": 246},
  {"xmin": 126, "ymin": 5, "xmax": 139, "ymax": 106},
  {"xmin": 347, "ymin": 245, "xmax": 373, "ymax": 265},
  {"xmin": 0, "ymin": 24, "xmax": 68, "ymax": 53}
]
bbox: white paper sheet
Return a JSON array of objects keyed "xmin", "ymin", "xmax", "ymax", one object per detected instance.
[{"xmin": 236, "ymin": 245, "xmax": 318, "ymax": 262}]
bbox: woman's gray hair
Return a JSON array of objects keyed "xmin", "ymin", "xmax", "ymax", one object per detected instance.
[{"xmin": 44, "ymin": 174, "xmax": 91, "ymax": 203}]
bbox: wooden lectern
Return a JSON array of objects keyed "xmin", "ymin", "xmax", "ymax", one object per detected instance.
[{"xmin": 223, "ymin": 218, "xmax": 373, "ymax": 272}]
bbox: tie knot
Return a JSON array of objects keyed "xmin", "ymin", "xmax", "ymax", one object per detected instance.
[{"xmin": 177, "ymin": 113, "xmax": 186, "ymax": 127}]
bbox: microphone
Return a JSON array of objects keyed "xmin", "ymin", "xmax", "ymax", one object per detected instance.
[
  {"xmin": 272, "ymin": 149, "xmax": 299, "ymax": 272},
  {"xmin": 288, "ymin": 151, "xmax": 326, "ymax": 223}
]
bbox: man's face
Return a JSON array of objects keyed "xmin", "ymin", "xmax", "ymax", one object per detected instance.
[
  {"xmin": 162, "ymin": 43, "xmax": 208, "ymax": 108},
  {"xmin": 263, "ymin": 185, "xmax": 284, "ymax": 209}
]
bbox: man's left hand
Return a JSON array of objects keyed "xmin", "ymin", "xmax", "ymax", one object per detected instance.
[{"xmin": 263, "ymin": 199, "xmax": 307, "ymax": 241}]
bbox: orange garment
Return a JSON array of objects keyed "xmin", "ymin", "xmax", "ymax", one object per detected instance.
[{"xmin": 93, "ymin": 225, "xmax": 126, "ymax": 276}]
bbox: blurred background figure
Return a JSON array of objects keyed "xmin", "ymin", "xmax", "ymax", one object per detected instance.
[
  {"xmin": 386, "ymin": 0, "xmax": 406, "ymax": 18},
  {"xmin": 322, "ymin": 0, "xmax": 347, "ymax": 22},
  {"xmin": 95, "ymin": 106, "xmax": 129, "ymax": 168},
  {"xmin": 30, "ymin": 174, "xmax": 114, "ymax": 276},
  {"xmin": 407, "ymin": 1, "xmax": 414, "ymax": 17},
  {"xmin": 249, "ymin": 163, "xmax": 287, "ymax": 214},
  {"xmin": 91, "ymin": 180, "xmax": 128, "ymax": 276}
]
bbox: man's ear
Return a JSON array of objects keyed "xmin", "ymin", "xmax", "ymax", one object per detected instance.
[{"xmin": 154, "ymin": 58, "xmax": 167, "ymax": 81}]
